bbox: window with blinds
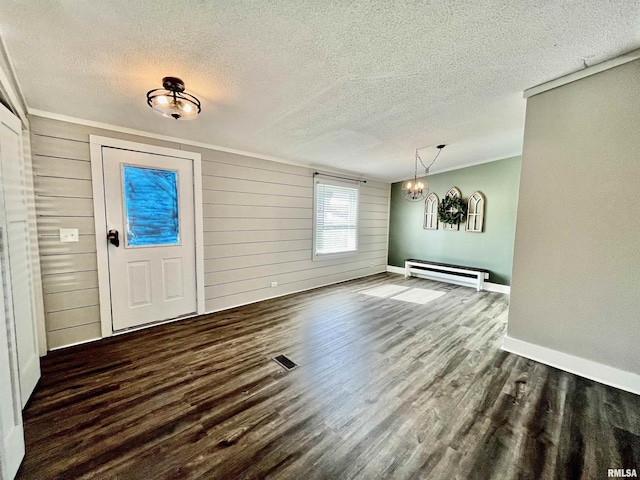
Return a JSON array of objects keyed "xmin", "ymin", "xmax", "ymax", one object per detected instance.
[{"xmin": 313, "ymin": 179, "xmax": 359, "ymax": 259}]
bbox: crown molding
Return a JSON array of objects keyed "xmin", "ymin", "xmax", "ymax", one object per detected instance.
[
  {"xmin": 389, "ymin": 153, "xmax": 522, "ymax": 184},
  {"xmin": 28, "ymin": 109, "xmax": 389, "ymax": 184},
  {"xmin": 524, "ymin": 48, "xmax": 640, "ymax": 99}
]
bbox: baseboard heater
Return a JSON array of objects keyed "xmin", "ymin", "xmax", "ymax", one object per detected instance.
[{"xmin": 404, "ymin": 259, "xmax": 489, "ymax": 292}]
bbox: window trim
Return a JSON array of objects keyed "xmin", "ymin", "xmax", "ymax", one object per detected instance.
[{"xmin": 312, "ymin": 177, "xmax": 360, "ymax": 261}]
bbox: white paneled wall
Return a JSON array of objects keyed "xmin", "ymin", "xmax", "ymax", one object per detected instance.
[{"xmin": 30, "ymin": 116, "xmax": 390, "ymax": 349}]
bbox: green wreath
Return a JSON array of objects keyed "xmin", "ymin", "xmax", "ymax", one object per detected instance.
[{"xmin": 438, "ymin": 196, "xmax": 467, "ymax": 224}]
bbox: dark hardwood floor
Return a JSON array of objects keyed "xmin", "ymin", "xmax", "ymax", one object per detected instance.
[{"xmin": 17, "ymin": 273, "xmax": 640, "ymax": 479}]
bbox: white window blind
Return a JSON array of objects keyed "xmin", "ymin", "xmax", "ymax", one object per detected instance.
[{"xmin": 314, "ymin": 179, "xmax": 359, "ymax": 258}]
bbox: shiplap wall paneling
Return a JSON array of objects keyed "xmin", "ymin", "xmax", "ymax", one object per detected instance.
[
  {"xmin": 29, "ymin": 116, "xmax": 182, "ymax": 349},
  {"xmin": 196, "ymin": 146, "xmax": 389, "ymax": 313},
  {"xmin": 28, "ymin": 115, "xmax": 390, "ymax": 349},
  {"xmin": 31, "ymin": 131, "xmax": 100, "ymax": 349}
]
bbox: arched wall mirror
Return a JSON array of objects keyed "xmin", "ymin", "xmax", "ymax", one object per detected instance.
[
  {"xmin": 466, "ymin": 191, "xmax": 485, "ymax": 233},
  {"xmin": 424, "ymin": 193, "xmax": 439, "ymax": 230}
]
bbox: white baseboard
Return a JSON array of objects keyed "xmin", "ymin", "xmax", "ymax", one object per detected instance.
[
  {"xmin": 386, "ymin": 265, "xmax": 511, "ymax": 294},
  {"xmin": 502, "ymin": 335, "xmax": 640, "ymax": 396},
  {"xmin": 485, "ymin": 282, "xmax": 510, "ymax": 294},
  {"xmin": 49, "ymin": 336, "xmax": 102, "ymax": 351},
  {"xmin": 386, "ymin": 265, "xmax": 405, "ymax": 275}
]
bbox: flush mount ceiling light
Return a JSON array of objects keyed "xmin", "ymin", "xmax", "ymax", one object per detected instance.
[
  {"xmin": 146, "ymin": 76, "xmax": 201, "ymax": 120},
  {"xmin": 401, "ymin": 144, "xmax": 446, "ymax": 201}
]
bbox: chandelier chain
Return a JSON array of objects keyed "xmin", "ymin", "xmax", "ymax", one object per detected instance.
[{"xmin": 416, "ymin": 147, "xmax": 443, "ymax": 175}]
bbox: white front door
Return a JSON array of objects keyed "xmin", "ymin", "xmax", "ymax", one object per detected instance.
[
  {"xmin": 0, "ymin": 104, "xmax": 40, "ymax": 408},
  {"xmin": 102, "ymin": 147, "xmax": 197, "ymax": 331}
]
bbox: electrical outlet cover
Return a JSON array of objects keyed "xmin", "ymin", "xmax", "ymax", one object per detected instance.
[{"xmin": 59, "ymin": 228, "xmax": 79, "ymax": 243}]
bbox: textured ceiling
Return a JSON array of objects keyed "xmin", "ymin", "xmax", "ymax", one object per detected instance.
[{"xmin": 1, "ymin": 1, "xmax": 639, "ymax": 181}]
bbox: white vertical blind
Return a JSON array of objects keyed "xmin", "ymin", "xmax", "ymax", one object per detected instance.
[{"xmin": 314, "ymin": 180, "xmax": 359, "ymax": 257}]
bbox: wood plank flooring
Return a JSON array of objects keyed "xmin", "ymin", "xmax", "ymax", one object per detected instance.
[{"xmin": 17, "ymin": 273, "xmax": 640, "ymax": 479}]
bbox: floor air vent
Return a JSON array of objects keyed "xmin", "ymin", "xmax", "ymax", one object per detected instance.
[{"xmin": 272, "ymin": 354, "xmax": 298, "ymax": 371}]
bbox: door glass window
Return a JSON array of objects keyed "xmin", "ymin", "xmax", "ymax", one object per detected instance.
[{"xmin": 122, "ymin": 165, "xmax": 179, "ymax": 247}]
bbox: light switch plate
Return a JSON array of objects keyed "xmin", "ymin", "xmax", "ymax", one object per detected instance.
[{"xmin": 59, "ymin": 228, "xmax": 79, "ymax": 243}]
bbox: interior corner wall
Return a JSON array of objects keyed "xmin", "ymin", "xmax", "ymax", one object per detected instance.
[
  {"xmin": 29, "ymin": 115, "xmax": 390, "ymax": 350},
  {"xmin": 388, "ymin": 156, "xmax": 521, "ymax": 285},
  {"xmin": 508, "ymin": 59, "xmax": 640, "ymax": 379}
]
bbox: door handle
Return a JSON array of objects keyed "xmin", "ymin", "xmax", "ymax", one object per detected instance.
[{"xmin": 107, "ymin": 229, "xmax": 120, "ymax": 247}]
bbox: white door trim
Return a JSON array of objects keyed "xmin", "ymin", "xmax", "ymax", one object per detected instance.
[
  {"xmin": 22, "ymin": 131, "xmax": 48, "ymax": 357},
  {"xmin": 89, "ymin": 135, "xmax": 205, "ymax": 337},
  {"xmin": 0, "ymin": 104, "xmax": 41, "ymax": 405}
]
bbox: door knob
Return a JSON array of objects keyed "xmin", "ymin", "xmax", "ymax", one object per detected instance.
[{"xmin": 107, "ymin": 229, "xmax": 120, "ymax": 247}]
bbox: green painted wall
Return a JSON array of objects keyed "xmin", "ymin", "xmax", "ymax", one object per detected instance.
[{"xmin": 388, "ymin": 156, "xmax": 521, "ymax": 285}]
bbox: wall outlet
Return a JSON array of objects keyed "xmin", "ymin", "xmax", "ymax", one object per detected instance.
[
  {"xmin": 270, "ymin": 281, "xmax": 278, "ymax": 287},
  {"xmin": 59, "ymin": 228, "xmax": 79, "ymax": 243}
]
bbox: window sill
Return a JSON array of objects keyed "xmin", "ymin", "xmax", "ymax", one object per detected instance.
[{"xmin": 312, "ymin": 250, "xmax": 358, "ymax": 262}]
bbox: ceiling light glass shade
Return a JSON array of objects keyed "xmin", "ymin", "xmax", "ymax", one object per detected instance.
[
  {"xmin": 146, "ymin": 77, "xmax": 201, "ymax": 120},
  {"xmin": 402, "ymin": 176, "xmax": 428, "ymax": 201}
]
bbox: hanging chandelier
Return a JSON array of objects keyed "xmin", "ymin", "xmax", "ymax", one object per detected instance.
[
  {"xmin": 146, "ymin": 76, "xmax": 201, "ymax": 120},
  {"xmin": 401, "ymin": 144, "xmax": 446, "ymax": 201}
]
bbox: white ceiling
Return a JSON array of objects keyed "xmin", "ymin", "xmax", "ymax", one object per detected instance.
[{"xmin": 1, "ymin": 1, "xmax": 639, "ymax": 182}]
